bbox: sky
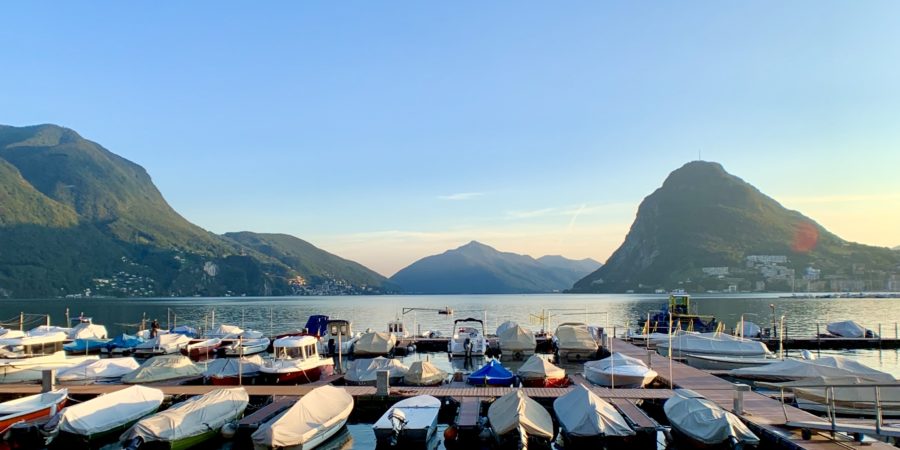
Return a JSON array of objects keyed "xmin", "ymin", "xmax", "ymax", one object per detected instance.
[{"xmin": 2, "ymin": 2, "xmax": 900, "ymax": 276}]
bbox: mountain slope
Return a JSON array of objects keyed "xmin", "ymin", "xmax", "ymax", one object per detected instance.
[
  {"xmin": 572, "ymin": 161, "xmax": 900, "ymax": 293},
  {"xmin": 390, "ymin": 241, "xmax": 599, "ymax": 294}
]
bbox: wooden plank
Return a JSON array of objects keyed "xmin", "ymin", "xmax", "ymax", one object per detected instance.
[
  {"xmin": 456, "ymin": 397, "xmax": 482, "ymax": 429},
  {"xmin": 238, "ymin": 396, "xmax": 297, "ymax": 429},
  {"xmin": 609, "ymin": 398, "xmax": 657, "ymax": 430}
]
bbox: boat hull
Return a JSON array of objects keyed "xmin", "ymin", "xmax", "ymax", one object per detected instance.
[
  {"xmin": 373, "ymin": 423, "xmax": 436, "ymax": 448},
  {"xmin": 684, "ymin": 354, "xmax": 775, "ymax": 370},
  {"xmin": 558, "ymin": 430, "xmax": 636, "ymax": 450},
  {"xmin": 209, "ymin": 374, "xmax": 260, "ymax": 385},
  {"xmin": 260, "ymin": 365, "xmax": 330, "ymax": 385},
  {"xmin": 492, "ymin": 429, "xmax": 552, "ymax": 450},
  {"xmin": 520, "ymin": 376, "xmax": 568, "ymax": 388},
  {"xmin": 500, "ymin": 349, "xmax": 535, "ymax": 362},
  {"xmin": 252, "ymin": 419, "xmax": 348, "ymax": 450},
  {"xmin": 0, "ymin": 395, "xmax": 66, "ymax": 434},
  {"xmin": 584, "ymin": 370, "xmax": 655, "ymax": 388},
  {"xmin": 558, "ymin": 348, "xmax": 599, "ymax": 362}
]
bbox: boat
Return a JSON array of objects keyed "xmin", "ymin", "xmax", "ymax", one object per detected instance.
[
  {"xmin": 448, "ymin": 318, "xmax": 487, "ymax": 357},
  {"xmin": 403, "ymin": 360, "xmax": 447, "ymax": 386},
  {"xmin": 205, "ymin": 324, "xmax": 245, "ymax": 339},
  {"xmin": 684, "ymin": 354, "xmax": 777, "ymax": 370},
  {"xmin": 554, "ymin": 323, "xmax": 599, "ymax": 361},
  {"xmin": 498, "ymin": 323, "xmax": 536, "ymax": 361},
  {"xmin": 63, "ymin": 338, "xmax": 110, "ymax": 354},
  {"xmin": 259, "ymin": 336, "xmax": 334, "ymax": 384},
  {"xmin": 221, "ymin": 337, "xmax": 271, "ymax": 357},
  {"xmin": 345, "ymin": 357, "xmax": 409, "ymax": 386},
  {"xmin": 516, "ymin": 355, "xmax": 567, "ymax": 387},
  {"xmin": 169, "ymin": 325, "xmax": 198, "ymax": 338},
  {"xmin": 737, "ymin": 321, "xmax": 762, "ymax": 339},
  {"xmin": 729, "ymin": 355, "xmax": 896, "ymax": 382},
  {"xmin": 203, "ymin": 354, "xmax": 264, "ymax": 385},
  {"xmin": 664, "ymin": 389, "xmax": 759, "ymax": 449},
  {"xmin": 488, "ymin": 389, "xmax": 554, "ymax": 449},
  {"xmin": 121, "ymin": 354, "xmax": 203, "ymax": 384},
  {"xmin": 553, "ymin": 384, "xmax": 634, "ymax": 448},
  {"xmin": 121, "ymin": 387, "xmax": 249, "ymax": 449},
  {"xmin": 761, "ymin": 376, "xmax": 900, "ymax": 417},
  {"xmin": 132, "ymin": 333, "xmax": 191, "ymax": 357},
  {"xmin": 826, "ymin": 320, "xmax": 876, "ymax": 338},
  {"xmin": 467, "ymin": 359, "xmax": 515, "ymax": 386},
  {"xmin": 0, "ymin": 332, "xmax": 99, "ymax": 383},
  {"xmin": 180, "ymin": 338, "xmax": 222, "ymax": 359},
  {"xmin": 353, "ymin": 331, "xmax": 396, "ymax": 357},
  {"xmin": 638, "ymin": 291, "xmax": 719, "ymax": 334},
  {"xmin": 655, "ymin": 333, "xmax": 770, "ymax": 359},
  {"xmin": 373, "ymin": 395, "xmax": 441, "ymax": 448},
  {"xmin": 0, "ymin": 388, "xmax": 67, "ymax": 435},
  {"xmin": 46, "ymin": 385, "xmax": 164, "ymax": 445},
  {"xmin": 104, "ymin": 333, "xmax": 145, "ymax": 356},
  {"xmin": 584, "ymin": 353, "xmax": 657, "ymax": 388},
  {"xmin": 318, "ymin": 319, "xmax": 358, "ymax": 356},
  {"xmin": 67, "ymin": 317, "xmax": 108, "ymax": 340},
  {"xmin": 251, "ymin": 385, "xmax": 353, "ymax": 450},
  {"xmin": 496, "ymin": 320, "xmax": 517, "ymax": 336},
  {"xmin": 57, "ymin": 357, "xmax": 141, "ymax": 383}
]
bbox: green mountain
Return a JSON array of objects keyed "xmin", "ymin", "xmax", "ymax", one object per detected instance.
[
  {"xmin": 0, "ymin": 124, "xmax": 392, "ymax": 298},
  {"xmin": 390, "ymin": 241, "xmax": 601, "ymax": 294},
  {"xmin": 572, "ymin": 161, "xmax": 900, "ymax": 293}
]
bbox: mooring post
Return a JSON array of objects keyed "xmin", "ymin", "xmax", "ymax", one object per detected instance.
[
  {"xmin": 376, "ymin": 370, "xmax": 390, "ymax": 396},
  {"xmin": 647, "ymin": 350, "xmax": 653, "ymax": 369},
  {"xmin": 732, "ymin": 383, "xmax": 750, "ymax": 415},
  {"xmin": 41, "ymin": 369, "xmax": 56, "ymax": 393}
]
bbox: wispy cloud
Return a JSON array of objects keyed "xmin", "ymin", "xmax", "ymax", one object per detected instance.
[
  {"xmin": 778, "ymin": 193, "xmax": 900, "ymax": 205},
  {"xmin": 506, "ymin": 202, "xmax": 634, "ymax": 220},
  {"xmin": 438, "ymin": 192, "xmax": 484, "ymax": 201}
]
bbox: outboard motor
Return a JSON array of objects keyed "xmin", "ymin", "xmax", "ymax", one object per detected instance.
[
  {"xmin": 124, "ymin": 436, "xmax": 144, "ymax": 450},
  {"xmin": 389, "ymin": 407, "xmax": 407, "ymax": 446}
]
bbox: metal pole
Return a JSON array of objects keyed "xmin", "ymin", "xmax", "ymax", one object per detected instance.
[
  {"xmin": 19, "ymin": 312, "xmax": 23, "ymax": 331},
  {"xmin": 779, "ymin": 315, "xmax": 785, "ymax": 360},
  {"xmin": 829, "ymin": 386, "xmax": 837, "ymax": 436},
  {"xmin": 875, "ymin": 386, "xmax": 883, "ymax": 435},
  {"xmin": 668, "ymin": 311, "xmax": 674, "ymax": 389},
  {"xmin": 337, "ymin": 332, "xmax": 343, "ymax": 374},
  {"xmin": 239, "ymin": 336, "xmax": 243, "ymax": 385}
]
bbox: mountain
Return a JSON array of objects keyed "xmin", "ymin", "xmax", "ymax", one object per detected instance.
[
  {"xmin": 0, "ymin": 124, "xmax": 392, "ymax": 298},
  {"xmin": 572, "ymin": 161, "xmax": 900, "ymax": 293},
  {"xmin": 390, "ymin": 241, "xmax": 601, "ymax": 294}
]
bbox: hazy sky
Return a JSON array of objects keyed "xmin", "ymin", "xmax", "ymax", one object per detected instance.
[{"xmin": 3, "ymin": 2, "xmax": 900, "ymax": 276}]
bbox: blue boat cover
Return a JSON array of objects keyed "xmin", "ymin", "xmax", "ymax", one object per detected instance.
[
  {"xmin": 106, "ymin": 333, "xmax": 144, "ymax": 350},
  {"xmin": 304, "ymin": 315, "xmax": 330, "ymax": 337},
  {"xmin": 467, "ymin": 359, "xmax": 515, "ymax": 386},
  {"xmin": 64, "ymin": 338, "xmax": 110, "ymax": 352},
  {"xmin": 170, "ymin": 325, "xmax": 199, "ymax": 337}
]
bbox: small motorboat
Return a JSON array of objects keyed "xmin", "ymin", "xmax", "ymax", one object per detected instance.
[
  {"xmin": 554, "ymin": 323, "xmax": 599, "ymax": 361},
  {"xmin": 826, "ymin": 320, "xmax": 875, "ymax": 338},
  {"xmin": 516, "ymin": 355, "xmax": 567, "ymax": 387},
  {"xmin": 132, "ymin": 333, "xmax": 191, "ymax": 357},
  {"xmin": 57, "ymin": 357, "xmax": 141, "ymax": 383},
  {"xmin": 259, "ymin": 336, "xmax": 335, "ymax": 384},
  {"xmin": 488, "ymin": 389, "xmax": 554, "ymax": 449},
  {"xmin": 67, "ymin": 317, "xmax": 108, "ymax": 340},
  {"xmin": 467, "ymin": 359, "xmax": 515, "ymax": 386},
  {"xmin": 0, "ymin": 388, "xmax": 67, "ymax": 435},
  {"xmin": 762, "ymin": 376, "xmax": 900, "ymax": 417},
  {"xmin": 729, "ymin": 355, "xmax": 896, "ymax": 382},
  {"xmin": 121, "ymin": 354, "xmax": 204, "ymax": 384},
  {"xmin": 553, "ymin": 384, "xmax": 634, "ymax": 448},
  {"xmin": 63, "ymin": 338, "xmax": 110, "ymax": 354},
  {"xmin": 221, "ymin": 337, "xmax": 270, "ymax": 356},
  {"xmin": 498, "ymin": 323, "xmax": 537, "ymax": 361},
  {"xmin": 203, "ymin": 354, "xmax": 264, "ymax": 385},
  {"xmin": 656, "ymin": 333, "xmax": 770, "ymax": 359},
  {"xmin": 584, "ymin": 353, "xmax": 658, "ymax": 388},
  {"xmin": 684, "ymin": 354, "xmax": 777, "ymax": 370},
  {"xmin": 373, "ymin": 395, "xmax": 441, "ymax": 448},
  {"xmin": 121, "ymin": 387, "xmax": 249, "ymax": 449},
  {"xmin": 104, "ymin": 333, "xmax": 144, "ymax": 356},
  {"xmin": 0, "ymin": 332, "xmax": 99, "ymax": 383},
  {"xmin": 251, "ymin": 385, "xmax": 353, "ymax": 450},
  {"xmin": 353, "ymin": 331, "xmax": 397, "ymax": 357},
  {"xmin": 46, "ymin": 385, "xmax": 164, "ymax": 445},
  {"xmin": 664, "ymin": 389, "xmax": 759, "ymax": 449},
  {"xmin": 448, "ymin": 318, "xmax": 487, "ymax": 357},
  {"xmin": 403, "ymin": 361, "xmax": 447, "ymax": 386},
  {"xmin": 180, "ymin": 338, "xmax": 222, "ymax": 360},
  {"xmin": 345, "ymin": 357, "xmax": 409, "ymax": 386}
]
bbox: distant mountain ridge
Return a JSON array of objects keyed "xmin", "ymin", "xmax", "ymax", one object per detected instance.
[
  {"xmin": 572, "ymin": 161, "xmax": 900, "ymax": 293},
  {"xmin": 390, "ymin": 241, "xmax": 601, "ymax": 294}
]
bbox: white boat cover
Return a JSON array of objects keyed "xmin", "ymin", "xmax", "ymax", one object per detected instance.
[
  {"xmin": 27, "ymin": 326, "xmax": 70, "ymax": 337},
  {"xmin": 273, "ymin": 335, "xmax": 317, "ymax": 348},
  {"xmin": 59, "ymin": 385, "xmax": 164, "ymax": 437},
  {"xmin": 203, "ymin": 355, "xmax": 264, "ymax": 378},
  {"xmin": 827, "ymin": 320, "xmax": 868, "ymax": 338},
  {"xmin": 554, "ymin": 384, "xmax": 634, "ymax": 437},
  {"xmin": 122, "ymin": 387, "xmax": 249, "ymax": 444},
  {"xmin": 555, "ymin": 325, "xmax": 598, "ymax": 351},
  {"xmin": 0, "ymin": 330, "xmax": 25, "ymax": 339},
  {"xmin": 645, "ymin": 330, "xmax": 697, "ymax": 343},
  {"xmin": 57, "ymin": 357, "xmax": 141, "ymax": 382},
  {"xmin": 209, "ymin": 324, "xmax": 243, "ymax": 338},
  {"xmin": 0, "ymin": 388, "xmax": 67, "ymax": 415},
  {"xmin": 760, "ymin": 376, "xmax": 900, "ymax": 414},
  {"xmin": 499, "ymin": 325, "xmax": 536, "ymax": 353},
  {"xmin": 373, "ymin": 395, "xmax": 440, "ymax": 431},
  {"xmin": 404, "ymin": 361, "xmax": 447, "ymax": 386},
  {"xmin": 584, "ymin": 352, "xmax": 657, "ymax": 382},
  {"xmin": 0, "ymin": 331, "xmax": 67, "ymax": 347},
  {"xmin": 488, "ymin": 389, "xmax": 553, "ymax": 440},
  {"xmin": 122, "ymin": 354, "xmax": 203, "ymax": 384},
  {"xmin": 730, "ymin": 356, "xmax": 895, "ymax": 382},
  {"xmin": 136, "ymin": 333, "xmax": 191, "ymax": 351},
  {"xmin": 739, "ymin": 321, "xmax": 762, "ymax": 338},
  {"xmin": 657, "ymin": 333, "xmax": 769, "ymax": 357},
  {"xmin": 354, "ymin": 332, "xmax": 396, "ymax": 354},
  {"xmin": 69, "ymin": 322, "xmax": 108, "ymax": 340},
  {"xmin": 252, "ymin": 385, "xmax": 354, "ymax": 448},
  {"xmin": 517, "ymin": 355, "xmax": 565, "ymax": 380},
  {"xmin": 664, "ymin": 389, "xmax": 759, "ymax": 446},
  {"xmin": 345, "ymin": 357, "xmax": 409, "ymax": 384},
  {"xmin": 496, "ymin": 321, "xmax": 517, "ymax": 336}
]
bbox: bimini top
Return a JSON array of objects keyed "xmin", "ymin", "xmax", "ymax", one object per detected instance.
[
  {"xmin": 273, "ymin": 335, "xmax": 318, "ymax": 348},
  {"xmin": 467, "ymin": 359, "xmax": 514, "ymax": 385},
  {"xmin": 304, "ymin": 315, "xmax": 330, "ymax": 337}
]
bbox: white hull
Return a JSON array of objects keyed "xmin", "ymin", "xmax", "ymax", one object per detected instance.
[
  {"xmin": 0, "ymin": 354, "xmax": 98, "ymax": 383},
  {"xmin": 684, "ymin": 354, "xmax": 776, "ymax": 370},
  {"xmin": 558, "ymin": 348, "xmax": 597, "ymax": 361},
  {"xmin": 448, "ymin": 338, "xmax": 486, "ymax": 356},
  {"xmin": 499, "ymin": 349, "xmax": 535, "ymax": 361},
  {"xmin": 253, "ymin": 418, "xmax": 347, "ymax": 450}
]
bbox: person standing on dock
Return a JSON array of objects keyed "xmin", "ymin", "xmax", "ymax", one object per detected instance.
[{"xmin": 150, "ymin": 319, "xmax": 160, "ymax": 338}]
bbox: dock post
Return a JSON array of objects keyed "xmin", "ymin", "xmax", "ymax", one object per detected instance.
[
  {"xmin": 647, "ymin": 350, "xmax": 653, "ymax": 369},
  {"xmin": 732, "ymin": 383, "xmax": 750, "ymax": 415},
  {"xmin": 376, "ymin": 370, "xmax": 390, "ymax": 396},
  {"xmin": 41, "ymin": 369, "xmax": 56, "ymax": 393}
]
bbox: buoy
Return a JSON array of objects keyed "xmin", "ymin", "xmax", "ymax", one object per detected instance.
[
  {"xmin": 514, "ymin": 351, "xmax": 523, "ymax": 361},
  {"xmin": 221, "ymin": 422, "xmax": 237, "ymax": 439},
  {"xmin": 444, "ymin": 425, "xmax": 458, "ymax": 442}
]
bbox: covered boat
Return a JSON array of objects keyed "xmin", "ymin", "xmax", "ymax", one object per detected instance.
[
  {"xmin": 488, "ymin": 389, "xmax": 554, "ymax": 449},
  {"xmin": 204, "ymin": 354, "xmax": 264, "ymax": 385},
  {"xmin": 64, "ymin": 338, "xmax": 110, "ymax": 354},
  {"xmin": 553, "ymin": 384, "xmax": 634, "ymax": 446},
  {"xmin": 68, "ymin": 320, "xmax": 108, "ymax": 340},
  {"xmin": 121, "ymin": 387, "xmax": 249, "ymax": 449},
  {"xmin": 260, "ymin": 336, "xmax": 334, "ymax": 384},
  {"xmin": 738, "ymin": 321, "xmax": 762, "ymax": 339},
  {"xmin": 169, "ymin": 325, "xmax": 198, "ymax": 337},
  {"xmin": 684, "ymin": 354, "xmax": 776, "ymax": 370},
  {"xmin": 122, "ymin": 354, "xmax": 203, "ymax": 384},
  {"xmin": 499, "ymin": 324, "xmax": 536, "ymax": 361},
  {"xmin": 57, "ymin": 357, "xmax": 141, "ymax": 383},
  {"xmin": 664, "ymin": 389, "xmax": 759, "ymax": 449},
  {"xmin": 207, "ymin": 324, "xmax": 244, "ymax": 339},
  {"xmin": 105, "ymin": 334, "xmax": 144, "ymax": 355},
  {"xmin": 0, "ymin": 389, "xmax": 67, "ymax": 434},
  {"xmin": 760, "ymin": 376, "xmax": 900, "ymax": 417},
  {"xmin": 403, "ymin": 361, "xmax": 447, "ymax": 386},
  {"xmin": 251, "ymin": 385, "xmax": 353, "ymax": 450},
  {"xmin": 826, "ymin": 320, "xmax": 874, "ymax": 338},
  {"xmin": 554, "ymin": 323, "xmax": 599, "ymax": 361},
  {"xmin": 467, "ymin": 359, "xmax": 515, "ymax": 386},
  {"xmin": 221, "ymin": 337, "xmax": 270, "ymax": 356},
  {"xmin": 495, "ymin": 321, "xmax": 517, "ymax": 337},
  {"xmin": 730, "ymin": 356, "xmax": 895, "ymax": 382},
  {"xmin": 516, "ymin": 355, "xmax": 567, "ymax": 387},
  {"xmin": 373, "ymin": 395, "xmax": 441, "ymax": 447},
  {"xmin": 0, "ymin": 332, "xmax": 98, "ymax": 383},
  {"xmin": 181, "ymin": 338, "xmax": 221, "ymax": 359},
  {"xmin": 656, "ymin": 333, "xmax": 769, "ymax": 359},
  {"xmin": 345, "ymin": 357, "xmax": 409, "ymax": 386},
  {"xmin": 51, "ymin": 385, "xmax": 164, "ymax": 444},
  {"xmin": 353, "ymin": 332, "xmax": 396, "ymax": 357},
  {"xmin": 584, "ymin": 353, "xmax": 657, "ymax": 388},
  {"xmin": 133, "ymin": 333, "xmax": 191, "ymax": 357}
]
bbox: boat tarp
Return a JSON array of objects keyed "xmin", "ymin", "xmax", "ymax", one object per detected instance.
[
  {"xmin": 26, "ymin": 326, "xmax": 70, "ymax": 337},
  {"xmin": 404, "ymin": 361, "xmax": 447, "ymax": 386},
  {"xmin": 740, "ymin": 321, "xmax": 762, "ymax": 338},
  {"xmin": 170, "ymin": 325, "xmax": 198, "ymax": 337},
  {"xmin": 203, "ymin": 355, "xmax": 264, "ymax": 378},
  {"xmin": 759, "ymin": 376, "xmax": 900, "ymax": 413},
  {"xmin": 373, "ymin": 395, "xmax": 441, "ymax": 430},
  {"xmin": 555, "ymin": 325, "xmax": 598, "ymax": 351},
  {"xmin": 107, "ymin": 334, "xmax": 144, "ymax": 350},
  {"xmin": 488, "ymin": 390, "xmax": 553, "ymax": 439},
  {"xmin": 553, "ymin": 384, "xmax": 634, "ymax": 437},
  {"xmin": 0, "ymin": 389, "xmax": 67, "ymax": 416},
  {"xmin": 0, "ymin": 331, "xmax": 67, "ymax": 347},
  {"xmin": 64, "ymin": 338, "xmax": 110, "ymax": 353},
  {"xmin": 58, "ymin": 358, "xmax": 141, "ymax": 381},
  {"xmin": 69, "ymin": 323, "xmax": 108, "ymax": 340},
  {"xmin": 468, "ymin": 360, "xmax": 515, "ymax": 385},
  {"xmin": 585, "ymin": 353, "xmax": 657, "ymax": 378},
  {"xmin": 210, "ymin": 324, "xmax": 243, "ymax": 338},
  {"xmin": 137, "ymin": 333, "xmax": 191, "ymax": 350},
  {"xmin": 496, "ymin": 321, "xmax": 517, "ymax": 336},
  {"xmin": 122, "ymin": 388, "xmax": 249, "ymax": 444},
  {"xmin": 827, "ymin": 320, "xmax": 868, "ymax": 338},
  {"xmin": 252, "ymin": 385, "xmax": 353, "ymax": 448},
  {"xmin": 304, "ymin": 315, "xmax": 330, "ymax": 337},
  {"xmin": 345, "ymin": 357, "xmax": 409, "ymax": 384},
  {"xmin": 657, "ymin": 334, "xmax": 769, "ymax": 357},
  {"xmin": 355, "ymin": 332, "xmax": 396, "ymax": 354},
  {"xmin": 517, "ymin": 355, "xmax": 565, "ymax": 380},
  {"xmin": 499, "ymin": 325, "xmax": 536, "ymax": 353},
  {"xmin": 59, "ymin": 385, "xmax": 163, "ymax": 437},
  {"xmin": 122, "ymin": 354, "xmax": 203, "ymax": 384},
  {"xmin": 664, "ymin": 390, "xmax": 758, "ymax": 446},
  {"xmin": 730, "ymin": 356, "xmax": 895, "ymax": 382}
]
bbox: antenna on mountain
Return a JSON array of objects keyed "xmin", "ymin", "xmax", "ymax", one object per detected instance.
[{"xmin": 698, "ymin": 149, "xmax": 702, "ymax": 161}]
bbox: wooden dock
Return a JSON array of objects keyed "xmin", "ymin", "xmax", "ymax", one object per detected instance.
[{"xmin": 757, "ymin": 336, "xmax": 900, "ymax": 350}]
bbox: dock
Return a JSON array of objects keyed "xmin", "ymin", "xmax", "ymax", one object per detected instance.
[{"xmin": 756, "ymin": 336, "xmax": 900, "ymax": 350}]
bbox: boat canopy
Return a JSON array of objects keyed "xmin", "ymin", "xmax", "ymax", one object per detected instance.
[
  {"xmin": 664, "ymin": 389, "xmax": 759, "ymax": 446},
  {"xmin": 467, "ymin": 360, "xmax": 514, "ymax": 385},
  {"xmin": 555, "ymin": 325, "xmax": 598, "ymax": 350},
  {"xmin": 251, "ymin": 385, "xmax": 353, "ymax": 448},
  {"xmin": 827, "ymin": 320, "xmax": 870, "ymax": 338},
  {"xmin": 488, "ymin": 390, "xmax": 553, "ymax": 440},
  {"xmin": 273, "ymin": 335, "xmax": 318, "ymax": 348},
  {"xmin": 58, "ymin": 357, "xmax": 141, "ymax": 382},
  {"xmin": 354, "ymin": 332, "xmax": 396, "ymax": 354},
  {"xmin": 517, "ymin": 355, "xmax": 565, "ymax": 380},
  {"xmin": 304, "ymin": 315, "xmax": 329, "ymax": 337},
  {"xmin": 122, "ymin": 388, "xmax": 249, "ymax": 444},
  {"xmin": 404, "ymin": 361, "xmax": 447, "ymax": 386},
  {"xmin": 203, "ymin": 355, "xmax": 263, "ymax": 378},
  {"xmin": 59, "ymin": 385, "xmax": 163, "ymax": 437},
  {"xmin": 499, "ymin": 324, "xmax": 536, "ymax": 353},
  {"xmin": 739, "ymin": 321, "xmax": 762, "ymax": 338},
  {"xmin": 554, "ymin": 384, "xmax": 634, "ymax": 437},
  {"xmin": 345, "ymin": 357, "xmax": 409, "ymax": 384},
  {"xmin": 122, "ymin": 354, "xmax": 203, "ymax": 384},
  {"xmin": 730, "ymin": 356, "xmax": 895, "ymax": 382}
]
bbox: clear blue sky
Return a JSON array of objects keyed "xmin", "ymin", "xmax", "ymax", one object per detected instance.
[{"xmin": 3, "ymin": 2, "xmax": 900, "ymax": 275}]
